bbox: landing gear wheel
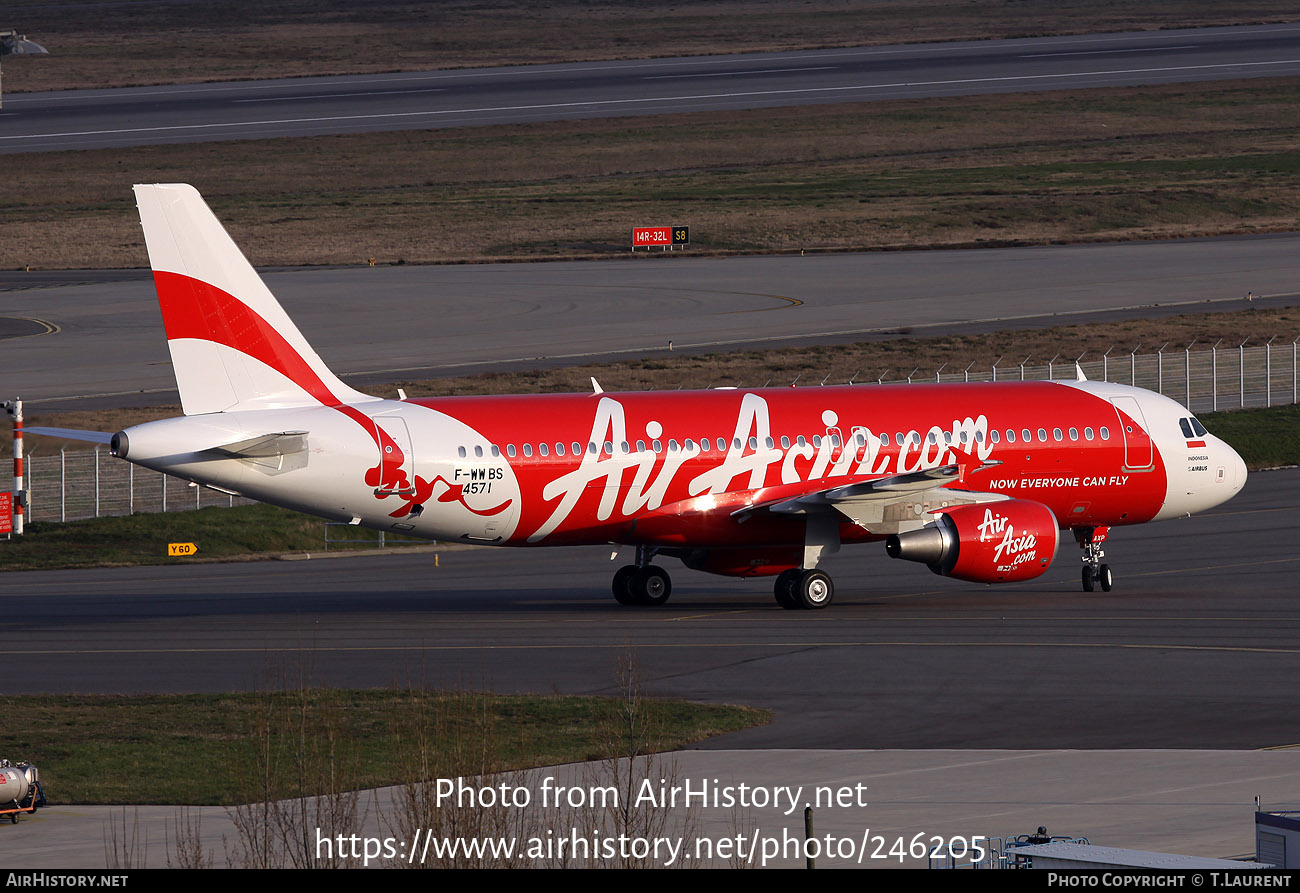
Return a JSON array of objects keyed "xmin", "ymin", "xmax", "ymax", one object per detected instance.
[
  {"xmin": 612, "ymin": 565, "xmax": 639, "ymax": 605},
  {"xmin": 796, "ymin": 569, "xmax": 834, "ymax": 609},
  {"xmin": 632, "ymin": 565, "xmax": 672, "ymax": 605},
  {"xmin": 774, "ymin": 569, "xmax": 802, "ymax": 609},
  {"xmin": 1078, "ymin": 530, "xmax": 1110, "ymax": 595}
]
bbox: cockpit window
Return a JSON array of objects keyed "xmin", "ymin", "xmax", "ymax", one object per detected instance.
[
  {"xmin": 1190, "ymin": 417, "xmax": 1207, "ymax": 437},
  {"xmin": 1179, "ymin": 418, "xmax": 1194, "ymax": 438}
]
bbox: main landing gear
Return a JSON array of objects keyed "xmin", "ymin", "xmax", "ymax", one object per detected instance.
[
  {"xmin": 773, "ymin": 568, "xmax": 834, "ymax": 610},
  {"xmin": 612, "ymin": 546, "xmax": 672, "ymax": 606},
  {"xmin": 1076, "ymin": 527, "xmax": 1113, "ymax": 593}
]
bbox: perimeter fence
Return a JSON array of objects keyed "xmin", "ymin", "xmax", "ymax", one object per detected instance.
[
  {"xmin": 24, "ymin": 449, "xmax": 255, "ymax": 523},
  {"xmin": 16, "ymin": 338, "xmax": 1300, "ymax": 524},
  {"xmin": 877, "ymin": 339, "xmax": 1300, "ymax": 414}
]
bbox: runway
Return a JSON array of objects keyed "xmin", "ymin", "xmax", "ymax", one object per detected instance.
[
  {"xmin": 5, "ymin": 233, "xmax": 1299, "ymax": 410},
  {"xmin": 4, "ymin": 24, "xmax": 1300, "ymax": 153},
  {"xmin": 4, "ymin": 465, "xmax": 1297, "ymax": 751}
]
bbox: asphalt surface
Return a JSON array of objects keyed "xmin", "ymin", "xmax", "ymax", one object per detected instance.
[
  {"xmin": 5, "ymin": 234, "xmax": 1299, "ymax": 410},
  {"xmin": 5, "ymin": 465, "xmax": 1297, "ymax": 751},
  {"xmin": 4, "ymin": 24, "xmax": 1300, "ymax": 153}
]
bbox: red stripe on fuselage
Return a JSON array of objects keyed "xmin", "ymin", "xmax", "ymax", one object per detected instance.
[{"xmin": 412, "ymin": 383, "xmax": 1169, "ymax": 545}]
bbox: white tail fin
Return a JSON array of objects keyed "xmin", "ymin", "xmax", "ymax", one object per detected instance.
[{"xmin": 134, "ymin": 183, "xmax": 375, "ymax": 415}]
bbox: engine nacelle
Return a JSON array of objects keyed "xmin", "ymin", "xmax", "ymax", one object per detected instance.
[{"xmin": 885, "ymin": 499, "xmax": 1060, "ymax": 584}]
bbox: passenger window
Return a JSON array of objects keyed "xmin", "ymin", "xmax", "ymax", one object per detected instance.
[
  {"xmin": 507, "ymin": 444, "xmax": 517, "ymax": 458},
  {"xmin": 491, "ymin": 445, "xmax": 500, "ymax": 458},
  {"xmin": 458, "ymin": 446, "xmax": 466, "ymax": 458},
  {"xmin": 1006, "ymin": 429, "xmax": 1016, "ymax": 444},
  {"xmin": 1100, "ymin": 427, "xmax": 1110, "ymax": 440},
  {"xmin": 539, "ymin": 443, "xmax": 549, "ymax": 457},
  {"xmin": 1053, "ymin": 428, "xmax": 1062, "ymax": 442},
  {"xmin": 555, "ymin": 442, "xmax": 565, "ymax": 457},
  {"xmin": 1084, "ymin": 427, "xmax": 1094, "ymax": 441},
  {"xmin": 781, "ymin": 436, "xmax": 791, "ymax": 449},
  {"xmin": 1069, "ymin": 428, "xmax": 1078, "ymax": 441},
  {"xmin": 474, "ymin": 445, "xmax": 483, "ymax": 458}
]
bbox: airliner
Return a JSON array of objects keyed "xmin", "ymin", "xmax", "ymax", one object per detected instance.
[{"xmin": 32, "ymin": 184, "xmax": 1248, "ymax": 609}]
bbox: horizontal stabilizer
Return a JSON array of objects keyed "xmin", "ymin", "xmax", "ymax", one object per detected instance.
[{"xmin": 24, "ymin": 427, "xmax": 114, "ymax": 444}]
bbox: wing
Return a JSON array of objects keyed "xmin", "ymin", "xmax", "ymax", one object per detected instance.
[{"xmin": 734, "ymin": 459, "xmax": 1007, "ymax": 536}]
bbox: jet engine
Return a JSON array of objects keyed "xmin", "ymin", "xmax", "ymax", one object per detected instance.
[{"xmin": 885, "ymin": 499, "xmax": 1059, "ymax": 583}]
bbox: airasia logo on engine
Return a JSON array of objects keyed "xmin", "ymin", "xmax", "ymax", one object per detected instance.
[
  {"xmin": 947, "ymin": 500, "xmax": 1059, "ymax": 583},
  {"xmin": 975, "ymin": 508, "xmax": 1039, "ymax": 569}
]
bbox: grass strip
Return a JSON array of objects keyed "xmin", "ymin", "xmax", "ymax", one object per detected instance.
[
  {"xmin": 2, "ymin": 689, "xmax": 769, "ymax": 805},
  {"xmin": 6, "ymin": 79, "xmax": 1300, "ymax": 268},
  {"xmin": 1199, "ymin": 403, "xmax": 1300, "ymax": 470},
  {"xmin": 0, "ymin": 503, "xmax": 424, "ymax": 572}
]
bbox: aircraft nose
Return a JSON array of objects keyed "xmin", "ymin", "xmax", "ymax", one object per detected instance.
[{"xmin": 1226, "ymin": 442, "xmax": 1248, "ymax": 495}]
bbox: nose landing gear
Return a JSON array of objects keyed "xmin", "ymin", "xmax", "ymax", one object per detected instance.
[{"xmin": 1075, "ymin": 527, "xmax": 1113, "ymax": 592}]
